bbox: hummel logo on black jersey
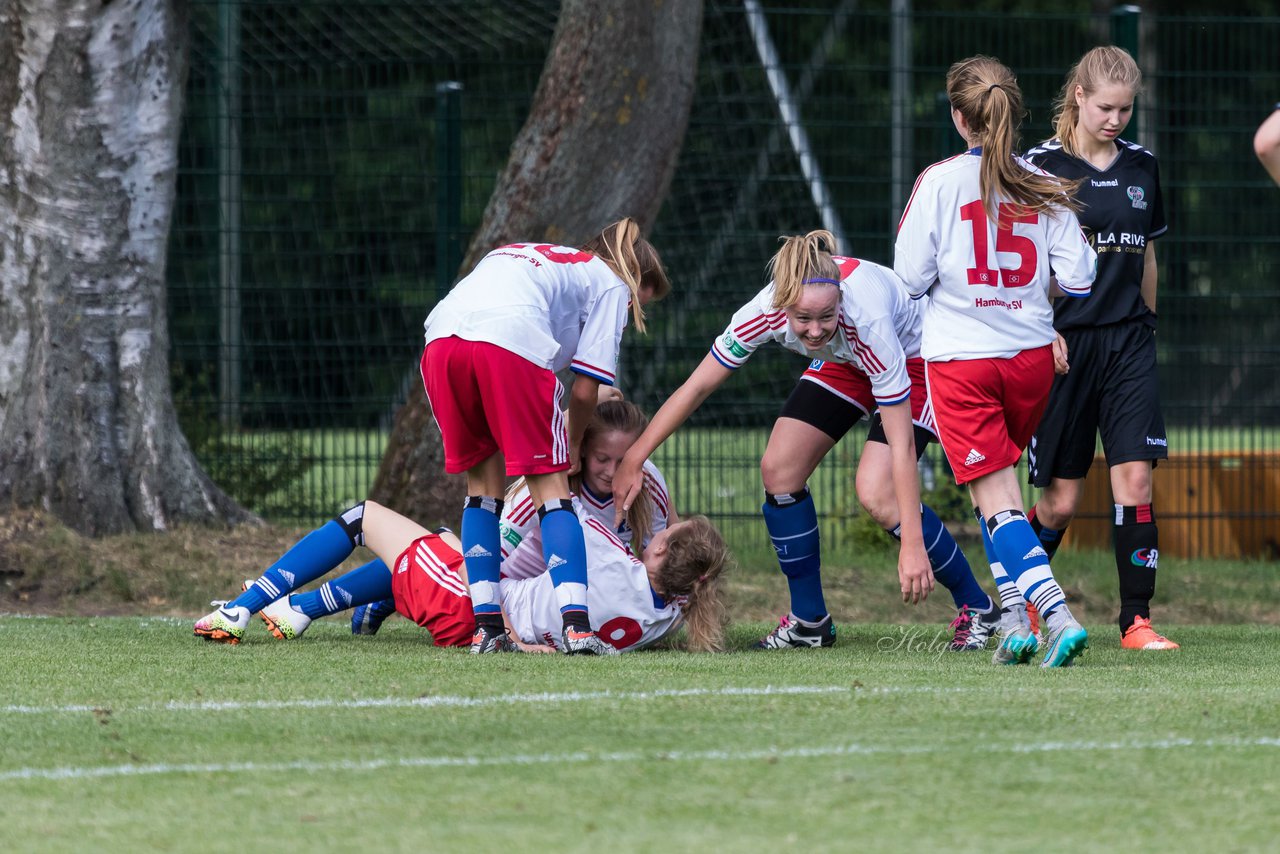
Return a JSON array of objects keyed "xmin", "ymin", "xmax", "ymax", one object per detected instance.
[{"xmin": 964, "ymin": 448, "xmax": 986, "ymax": 466}]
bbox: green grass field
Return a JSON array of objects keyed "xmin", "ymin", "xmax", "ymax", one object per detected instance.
[{"xmin": 3, "ymin": 616, "xmax": 1278, "ymax": 852}]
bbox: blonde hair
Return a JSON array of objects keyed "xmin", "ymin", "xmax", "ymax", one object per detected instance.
[
  {"xmin": 655, "ymin": 515, "xmax": 731, "ymax": 653},
  {"xmin": 580, "ymin": 218, "xmax": 671, "ymax": 334},
  {"xmin": 766, "ymin": 230, "xmax": 843, "ymax": 310},
  {"xmin": 570, "ymin": 399, "xmax": 655, "ymax": 547},
  {"xmin": 1053, "ymin": 46, "xmax": 1143, "ymax": 158},
  {"xmin": 506, "ymin": 399, "xmax": 659, "ymax": 547},
  {"xmin": 946, "ymin": 56, "xmax": 1081, "ymax": 222}
]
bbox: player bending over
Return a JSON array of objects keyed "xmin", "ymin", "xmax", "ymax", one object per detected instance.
[{"xmin": 613, "ymin": 230, "xmax": 1000, "ymax": 652}]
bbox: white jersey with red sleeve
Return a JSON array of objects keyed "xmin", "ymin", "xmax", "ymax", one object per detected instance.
[
  {"xmin": 422, "ymin": 243, "xmax": 630, "ymax": 385},
  {"xmin": 500, "ymin": 515, "xmax": 683, "ymax": 652},
  {"xmin": 710, "ymin": 257, "xmax": 917, "ymax": 406},
  {"xmin": 894, "ymin": 151, "xmax": 1096, "ymax": 362},
  {"xmin": 498, "ymin": 459, "xmax": 673, "ymax": 579}
]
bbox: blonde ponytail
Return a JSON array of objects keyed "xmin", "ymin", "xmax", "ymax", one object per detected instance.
[
  {"xmin": 580, "ymin": 218, "xmax": 671, "ymax": 334},
  {"xmin": 766, "ymin": 230, "xmax": 842, "ymax": 310},
  {"xmin": 946, "ymin": 56, "xmax": 1082, "ymax": 221}
]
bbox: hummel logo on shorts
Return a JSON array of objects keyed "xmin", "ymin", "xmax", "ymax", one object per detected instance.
[
  {"xmin": 463, "ymin": 544, "xmax": 492, "ymax": 559},
  {"xmin": 546, "ymin": 554, "xmax": 568, "ymax": 570},
  {"xmin": 964, "ymin": 448, "xmax": 986, "ymax": 466}
]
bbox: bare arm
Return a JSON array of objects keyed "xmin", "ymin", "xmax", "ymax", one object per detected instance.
[
  {"xmin": 1141, "ymin": 242, "xmax": 1158, "ymax": 316},
  {"xmin": 879, "ymin": 401, "xmax": 933, "ymax": 604},
  {"xmin": 1255, "ymin": 108, "xmax": 1280, "ymax": 186},
  {"xmin": 613, "ymin": 353, "xmax": 734, "ymax": 522},
  {"xmin": 566, "ymin": 373, "xmax": 602, "ymax": 475}
]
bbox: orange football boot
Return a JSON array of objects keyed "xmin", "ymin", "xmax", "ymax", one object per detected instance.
[{"xmin": 1121, "ymin": 616, "xmax": 1180, "ymax": 650}]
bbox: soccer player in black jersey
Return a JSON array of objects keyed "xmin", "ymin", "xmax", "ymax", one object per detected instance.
[{"xmin": 1022, "ymin": 46, "xmax": 1178, "ymax": 651}]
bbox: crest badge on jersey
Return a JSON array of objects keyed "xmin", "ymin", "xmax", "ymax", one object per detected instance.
[
  {"xmin": 808, "ymin": 358, "xmax": 826, "ymax": 372},
  {"xmin": 1127, "ymin": 185, "xmax": 1148, "ymax": 210},
  {"xmin": 721, "ymin": 333, "xmax": 748, "ymax": 359}
]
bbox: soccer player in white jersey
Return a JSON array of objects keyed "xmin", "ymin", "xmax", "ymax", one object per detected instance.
[
  {"xmin": 501, "ymin": 398, "xmax": 676, "ymax": 578},
  {"xmin": 894, "ymin": 55, "xmax": 1097, "ymax": 667},
  {"xmin": 195, "ymin": 498, "xmax": 730, "ymax": 654},
  {"xmin": 351, "ymin": 398, "xmax": 678, "ymax": 633},
  {"xmin": 420, "ymin": 219, "xmax": 669, "ymax": 656},
  {"xmin": 614, "ymin": 231, "xmax": 1000, "ymax": 650},
  {"xmin": 1022, "ymin": 47, "xmax": 1178, "ymax": 651}
]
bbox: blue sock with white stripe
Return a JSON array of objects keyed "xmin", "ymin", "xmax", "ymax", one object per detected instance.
[
  {"xmin": 986, "ymin": 509, "xmax": 1067, "ymax": 617},
  {"xmin": 538, "ymin": 500, "xmax": 590, "ymax": 628},
  {"xmin": 291, "ymin": 558, "xmax": 393, "ymax": 619},
  {"xmin": 763, "ymin": 489, "xmax": 826, "ymax": 623},
  {"xmin": 891, "ymin": 505, "xmax": 992, "ymax": 611},
  {"xmin": 229, "ymin": 503, "xmax": 367, "ymax": 614},
  {"xmin": 977, "ymin": 509, "xmax": 1021, "ymax": 609},
  {"xmin": 462, "ymin": 496, "xmax": 504, "ymax": 621}
]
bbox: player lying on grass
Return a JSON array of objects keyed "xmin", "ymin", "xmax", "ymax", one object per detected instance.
[
  {"xmin": 612, "ymin": 230, "xmax": 1000, "ymax": 652},
  {"xmin": 193, "ymin": 498, "xmax": 729, "ymax": 653},
  {"xmin": 420, "ymin": 218, "xmax": 669, "ymax": 655},
  {"xmin": 349, "ymin": 397, "xmax": 679, "ymax": 635}
]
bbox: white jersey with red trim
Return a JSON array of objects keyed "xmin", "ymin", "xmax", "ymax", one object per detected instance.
[
  {"xmin": 710, "ymin": 256, "xmax": 919, "ymax": 406},
  {"xmin": 894, "ymin": 151, "xmax": 1096, "ymax": 362},
  {"xmin": 498, "ymin": 459, "xmax": 672, "ymax": 580},
  {"xmin": 501, "ymin": 515, "xmax": 683, "ymax": 653},
  {"xmin": 422, "ymin": 243, "xmax": 630, "ymax": 384}
]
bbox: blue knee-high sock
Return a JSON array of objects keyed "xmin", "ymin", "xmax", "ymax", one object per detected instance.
[
  {"xmin": 539, "ymin": 500, "xmax": 590, "ymax": 627},
  {"xmin": 763, "ymin": 489, "xmax": 826, "ymax": 623},
  {"xmin": 892, "ymin": 505, "xmax": 992, "ymax": 612},
  {"xmin": 229, "ymin": 503, "xmax": 366, "ymax": 613},
  {"xmin": 977, "ymin": 509, "xmax": 1021, "ymax": 609},
  {"xmin": 987, "ymin": 509, "xmax": 1067, "ymax": 617},
  {"xmin": 291, "ymin": 559, "xmax": 393, "ymax": 619},
  {"xmin": 462, "ymin": 496, "xmax": 504, "ymax": 620}
]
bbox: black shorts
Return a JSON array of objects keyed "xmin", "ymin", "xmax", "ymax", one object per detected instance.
[
  {"xmin": 1028, "ymin": 320, "xmax": 1167, "ymax": 488},
  {"xmin": 778, "ymin": 376, "xmax": 934, "ymax": 461}
]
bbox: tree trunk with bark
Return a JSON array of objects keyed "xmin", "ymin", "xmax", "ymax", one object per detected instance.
[
  {"xmin": 370, "ymin": 0, "xmax": 703, "ymax": 526},
  {"xmin": 0, "ymin": 0, "xmax": 254, "ymax": 536}
]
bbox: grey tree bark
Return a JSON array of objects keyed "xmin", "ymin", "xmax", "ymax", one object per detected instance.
[
  {"xmin": 370, "ymin": 0, "xmax": 703, "ymax": 527},
  {"xmin": 0, "ymin": 0, "xmax": 254, "ymax": 536}
]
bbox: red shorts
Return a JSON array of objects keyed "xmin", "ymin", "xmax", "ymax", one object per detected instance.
[
  {"xmin": 925, "ymin": 346, "xmax": 1053, "ymax": 485},
  {"xmin": 800, "ymin": 357, "xmax": 934, "ymax": 431},
  {"xmin": 420, "ymin": 337, "xmax": 569, "ymax": 476},
  {"xmin": 390, "ymin": 533, "xmax": 475, "ymax": 648}
]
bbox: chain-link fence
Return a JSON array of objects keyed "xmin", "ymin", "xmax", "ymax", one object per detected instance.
[{"xmin": 170, "ymin": 1, "xmax": 1280, "ymax": 558}]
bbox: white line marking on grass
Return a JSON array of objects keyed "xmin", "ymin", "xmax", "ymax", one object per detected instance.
[
  {"xmin": 5, "ymin": 737, "xmax": 1280, "ymax": 783},
  {"xmin": 1, "ymin": 684, "xmax": 855, "ymax": 716},
  {"xmin": 5, "ymin": 681, "xmax": 1259, "ymax": 717}
]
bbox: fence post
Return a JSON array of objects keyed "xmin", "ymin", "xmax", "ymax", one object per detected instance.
[
  {"xmin": 435, "ymin": 81, "xmax": 464, "ymax": 300},
  {"xmin": 217, "ymin": 0, "xmax": 241, "ymax": 429},
  {"xmin": 1111, "ymin": 4, "xmax": 1141, "ymax": 140}
]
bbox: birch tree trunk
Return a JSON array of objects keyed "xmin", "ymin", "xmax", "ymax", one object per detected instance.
[
  {"xmin": 370, "ymin": 0, "xmax": 703, "ymax": 526},
  {"xmin": 0, "ymin": 0, "xmax": 254, "ymax": 536}
]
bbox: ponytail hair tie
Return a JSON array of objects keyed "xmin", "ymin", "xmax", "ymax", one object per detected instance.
[
  {"xmin": 802, "ymin": 277, "xmax": 841, "ymax": 285},
  {"xmin": 987, "ymin": 83, "xmax": 1003, "ymax": 94},
  {"xmin": 697, "ymin": 573, "xmax": 709, "ymax": 584}
]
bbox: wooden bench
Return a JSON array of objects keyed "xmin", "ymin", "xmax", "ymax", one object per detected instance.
[{"xmin": 1060, "ymin": 451, "xmax": 1280, "ymax": 559}]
